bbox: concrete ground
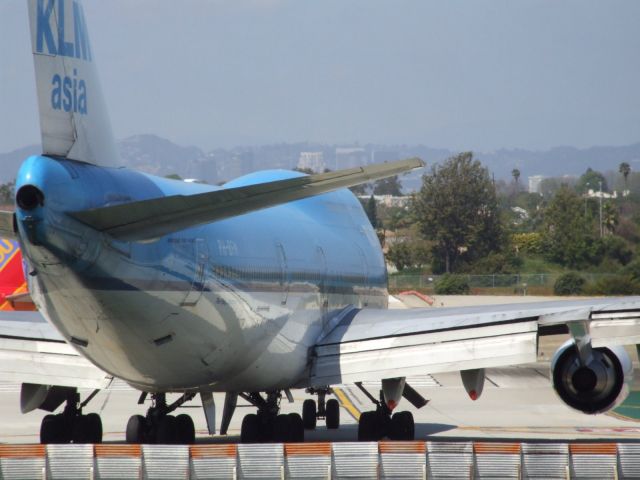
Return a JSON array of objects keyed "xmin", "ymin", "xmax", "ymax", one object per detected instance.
[{"xmin": 1, "ymin": 295, "xmax": 639, "ymax": 444}]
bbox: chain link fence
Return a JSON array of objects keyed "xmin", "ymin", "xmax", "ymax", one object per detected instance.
[{"xmin": 388, "ymin": 273, "xmax": 619, "ymax": 292}]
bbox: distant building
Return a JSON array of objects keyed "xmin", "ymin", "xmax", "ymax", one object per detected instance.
[
  {"xmin": 297, "ymin": 152, "xmax": 325, "ymax": 173},
  {"xmin": 335, "ymin": 147, "xmax": 367, "ymax": 170},
  {"xmin": 372, "ymin": 150, "xmax": 399, "ymax": 163},
  {"xmin": 528, "ymin": 175, "xmax": 545, "ymax": 193},
  {"xmin": 358, "ymin": 195, "xmax": 410, "ymax": 208}
]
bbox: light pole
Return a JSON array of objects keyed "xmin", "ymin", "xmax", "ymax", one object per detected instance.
[{"xmin": 599, "ymin": 181, "xmax": 603, "ymax": 237}]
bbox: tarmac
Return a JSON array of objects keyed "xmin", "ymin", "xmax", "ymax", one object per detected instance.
[{"xmin": 1, "ymin": 294, "xmax": 639, "ymax": 444}]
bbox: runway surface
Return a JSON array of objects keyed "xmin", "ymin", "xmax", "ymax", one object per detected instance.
[{"xmin": 1, "ymin": 295, "xmax": 639, "ymax": 444}]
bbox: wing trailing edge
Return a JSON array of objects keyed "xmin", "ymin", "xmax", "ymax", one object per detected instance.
[{"xmin": 69, "ymin": 157, "xmax": 424, "ymax": 242}]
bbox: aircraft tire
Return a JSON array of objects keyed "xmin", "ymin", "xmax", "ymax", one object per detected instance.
[
  {"xmin": 325, "ymin": 399, "xmax": 340, "ymax": 429},
  {"xmin": 126, "ymin": 415, "xmax": 146, "ymax": 444},
  {"xmin": 175, "ymin": 414, "xmax": 196, "ymax": 444},
  {"xmin": 288, "ymin": 413, "xmax": 304, "ymax": 442},
  {"xmin": 84, "ymin": 413, "xmax": 103, "ymax": 443},
  {"xmin": 240, "ymin": 414, "xmax": 260, "ymax": 443},
  {"xmin": 156, "ymin": 415, "xmax": 177, "ymax": 444},
  {"xmin": 302, "ymin": 399, "xmax": 317, "ymax": 429},
  {"xmin": 273, "ymin": 414, "xmax": 293, "ymax": 443},
  {"xmin": 54, "ymin": 414, "xmax": 72, "ymax": 443},
  {"xmin": 40, "ymin": 414, "xmax": 62, "ymax": 444},
  {"xmin": 357, "ymin": 411, "xmax": 378, "ymax": 441},
  {"xmin": 390, "ymin": 411, "xmax": 414, "ymax": 440}
]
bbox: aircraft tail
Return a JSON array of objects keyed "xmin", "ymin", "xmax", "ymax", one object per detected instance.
[
  {"xmin": 0, "ymin": 239, "xmax": 36, "ymax": 311},
  {"xmin": 27, "ymin": 0, "xmax": 119, "ymax": 167}
]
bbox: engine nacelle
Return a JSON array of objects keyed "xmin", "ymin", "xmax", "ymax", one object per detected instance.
[{"xmin": 551, "ymin": 339, "xmax": 632, "ymax": 414}]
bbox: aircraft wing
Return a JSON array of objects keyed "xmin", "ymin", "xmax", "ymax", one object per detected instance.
[
  {"xmin": 0, "ymin": 311, "xmax": 112, "ymax": 389},
  {"xmin": 309, "ymin": 297, "xmax": 640, "ymax": 386},
  {"xmin": 69, "ymin": 157, "xmax": 423, "ymax": 242}
]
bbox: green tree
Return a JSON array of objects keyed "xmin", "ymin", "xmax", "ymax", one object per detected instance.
[
  {"xmin": 414, "ymin": 152, "xmax": 504, "ymax": 273},
  {"xmin": 541, "ymin": 186, "xmax": 598, "ymax": 268},
  {"xmin": 0, "ymin": 181, "xmax": 15, "ymax": 205},
  {"xmin": 386, "ymin": 243, "xmax": 413, "ymax": 271},
  {"xmin": 349, "ymin": 183, "xmax": 370, "ymax": 196},
  {"xmin": 364, "ymin": 195, "xmax": 379, "ymax": 229},
  {"xmin": 512, "ymin": 168, "xmax": 521, "ymax": 184},
  {"xmin": 576, "ymin": 168, "xmax": 608, "ymax": 194},
  {"xmin": 619, "ymin": 162, "xmax": 631, "ymax": 189},
  {"xmin": 373, "ymin": 175, "xmax": 403, "ymax": 196}
]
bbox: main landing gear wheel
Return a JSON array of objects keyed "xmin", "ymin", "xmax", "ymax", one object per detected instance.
[
  {"xmin": 126, "ymin": 415, "xmax": 146, "ymax": 443},
  {"xmin": 304, "ymin": 387, "xmax": 339, "ymax": 430},
  {"xmin": 125, "ymin": 392, "xmax": 197, "ymax": 444},
  {"xmin": 239, "ymin": 391, "xmax": 305, "ymax": 443},
  {"xmin": 325, "ymin": 398, "xmax": 340, "ymax": 429},
  {"xmin": 302, "ymin": 399, "xmax": 317, "ymax": 430},
  {"xmin": 39, "ymin": 390, "xmax": 103, "ymax": 444},
  {"xmin": 240, "ymin": 414, "xmax": 261, "ymax": 443},
  {"xmin": 356, "ymin": 384, "xmax": 415, "ymax": 441},
  {"xmin": 390, "ymin": 411, "xmax": 414, "ymax": 441}
]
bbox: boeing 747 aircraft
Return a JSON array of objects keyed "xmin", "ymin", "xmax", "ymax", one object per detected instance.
[{"xmin": 1, "ymin": 0, "xmax": 640, "ymax": 444}]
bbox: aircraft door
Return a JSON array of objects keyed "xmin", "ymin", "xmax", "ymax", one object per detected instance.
[
  {"xmin": 356, "ymin": 245, "xmax": 370, "ymax": 307},
  {"xmin": 182, "ymin": 238, "xmax": 209, "ymax": 306},
  {"xmin": 316, "ymin": 246, "xmax": 329, "ymax": 326},
  {"xmin": 276, "ymin": 243, "xmax": 289, "ymax": 305}
]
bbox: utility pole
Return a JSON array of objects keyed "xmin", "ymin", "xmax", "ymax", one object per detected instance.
[{"xmin": 599, "ymin": 181, "xmax": 603, "ymax": 237}]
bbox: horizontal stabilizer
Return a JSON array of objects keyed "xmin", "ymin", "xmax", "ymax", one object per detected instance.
[{"xmin": 69, "ymin": 158, "xmax": 424, "ymax": 241}]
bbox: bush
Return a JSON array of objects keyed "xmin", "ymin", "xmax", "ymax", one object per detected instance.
[
  {"xmin": 553, "ymin": 272, "xmax": 586, "ymax": 296},
  {"xmin": 435, "ymin": 274, "xmax": 470, "ymax": 295},
  {"xmin": 585, "ymin": 275, "xmax": 640, "ymax": 296},
  {"xmin": 622, "ymin": 260, "xmax": 640, "ymax": 281},
  {"xmin": 512, "ymin": 232, "xmax": 543, "ymax": 255}
]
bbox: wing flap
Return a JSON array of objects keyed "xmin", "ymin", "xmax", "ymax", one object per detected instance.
[{"xmin": 69, "ymin": 158, "xmax": 424, "ymax": 241}]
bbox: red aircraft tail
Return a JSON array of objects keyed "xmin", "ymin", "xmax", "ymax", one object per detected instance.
[{"xmin": 0, "ymin": 239, "xmax": 36, "ymax": 311}]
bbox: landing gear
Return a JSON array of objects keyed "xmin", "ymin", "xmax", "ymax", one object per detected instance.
[
  {"xmin": 239, "ymin": 391, "xmax": 305, "ymax": 443},
  {"xmin": 39, "ymin": 390, "xmax": 103, "ymax": 444},
  {"xmin": 357, "ymin": 387, "xmax": 414, "ymax": 441},
  {"xmin": 303, "ymin": 387, "xmax": 340, "ymax": 430},
  {"xmin": 302, "ymin": 399, "xmax": 317, "ymax": 429},
  {"xmin": 125, "ymin": 392, "xmax": 196, "ymax": 444}
]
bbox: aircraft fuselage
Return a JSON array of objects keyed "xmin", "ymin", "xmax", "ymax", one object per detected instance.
[{"xmin": 15, "ymin": 155, "xmax": 388, "ymax": 392}]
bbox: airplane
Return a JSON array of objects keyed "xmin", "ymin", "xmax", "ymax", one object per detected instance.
[{"xmin": 1, "ymin": 0, "xmax": 640, "ymax": 445}]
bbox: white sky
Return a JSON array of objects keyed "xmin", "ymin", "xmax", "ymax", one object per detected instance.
[{"xmin": 1, "ymin": 0, "xmax": 639, "ymax": 152}]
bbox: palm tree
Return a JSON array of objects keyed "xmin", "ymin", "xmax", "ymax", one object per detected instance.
[
  {"xmin": 512, "ymin": 168, "xmax": 521, "ymax": 184},
  {"xmin": 619, "ymin": 162, "xmax": 631, "ymax": 191}
]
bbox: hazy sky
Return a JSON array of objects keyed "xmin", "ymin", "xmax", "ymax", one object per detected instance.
[{"xmin": 1, "ymin": 0, "xmax": 639, "ymax": 153}]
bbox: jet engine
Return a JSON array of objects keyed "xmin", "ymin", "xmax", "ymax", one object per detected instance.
[{"xmin": 551, "ymin": 339, "xmax": 632, "ymax": 414}]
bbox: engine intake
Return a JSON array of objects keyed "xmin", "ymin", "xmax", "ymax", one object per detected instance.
[{"xmin": 551, "ymin": 339, "xmax": 632, "ymax": 414}]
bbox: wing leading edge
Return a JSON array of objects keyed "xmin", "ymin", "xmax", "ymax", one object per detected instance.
[{"xmin": 308, "ymin": 297, "xmax": 640, "ymax": 386}]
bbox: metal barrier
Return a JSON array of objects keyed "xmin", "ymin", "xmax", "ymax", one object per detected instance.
[{"xmin": 2, "ymin": 441, "xmax": 640, "ymax": 479}]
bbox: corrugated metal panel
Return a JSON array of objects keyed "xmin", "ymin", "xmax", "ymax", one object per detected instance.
[
  {"xmin": 47, "ymin": 444, "xmax": 94, "ymax": 480},
  {"xmin": 427, "ymin": 441, "xmax": 473, "ymax": 479},
  {"xmin": 618, "ymin": 443, "xmax": 640, "ymax": 479},
  {"xmin": 94, "ymin": 444, "xmax": 142, "ymax": 480},
  {"xmin": 237, "ymin": 444, "xmax": 284, "ymax": 480},
  {"xmin": 142, "ymin": 445, "xmax": 189, "ymax": 480},
  {"xmin": 0, "ymin": 445, "xmax": 46, "ymax": 480},
  {"xmin": 190, "ymin": 445, "xmax": 238, "ymax": 480},
  {"xmin": 285, "ymin": 443, "xmax": 332, "ymax": 480},
  {"xmin": 379, "ymin": 442, "xmax": 426, "ymax": 480},
  {"xmin": 569, "ymin": 443, "xmax": 617, "ymax": 479},
  {"xmin": 474, "ymin": 443, "xmax": 521, "ymax": 479},
  {"xmin": 522, "ymin": 443, "xmax": 568, "ymax": 479},
  {"xmin": 332, "ymin": 442, "xmax": 378, "ymax": 479}
]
